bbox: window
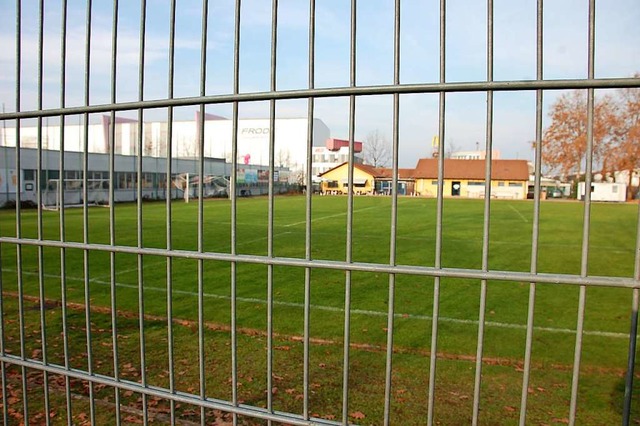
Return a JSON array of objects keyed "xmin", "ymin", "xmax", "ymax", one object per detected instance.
[
  {"xmin": 509, "ymin": 182, "xmax": 523, "ymax": 187},
  {"xmin": 498, "ymin": 181, "xmax": 505, "ymax": 187},
  {"xmin": 612, "ymin": 185, "xmax": 618, "ymax": 193},
  {"xmin": 431, "ymin": 180, "xmax": 439, "ymax": 185},
  {"xmin": 327, "ymin": 180, "xmax": 339, "ymax": 188},
  {"xmin": 23, "ymin": 169, "xmax": 35, "ymax": 180},
  {"xmin": 468, "ymin": 181, "xmax": 485, "ymax": 186}
]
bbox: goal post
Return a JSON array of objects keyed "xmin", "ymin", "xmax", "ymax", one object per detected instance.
[
  {"xmin": 171, "ymin": 173, "xmax": 230, "ymax": 202},
  {"xmin": 42, "ymin": 178, "xmax": 110, "ymax": 210}
]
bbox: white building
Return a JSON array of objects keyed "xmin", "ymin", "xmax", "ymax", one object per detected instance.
[
  {"xmin": 0, "ymin": 115, "xmax": 332, "ymax": 182},
  {"xmin": 578, "ymin": 182, "xmax": 627, "ymax": 202},
  {"xmin": 450, "ymin": 149, "xmax": 501, "ymax": 160},
  {"xmin": 311, "ymin": 138, "xmax": 364, "ymax": 180}
]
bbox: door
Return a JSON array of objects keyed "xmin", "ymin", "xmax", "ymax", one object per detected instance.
[{"xmin": 451, "ymin": 181, "xmax": 461, "ymax": 196}]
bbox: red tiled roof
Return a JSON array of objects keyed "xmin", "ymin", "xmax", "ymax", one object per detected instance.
[
  {"xmin": 413, "ymin": 159, "xmax": 529, "ymax": 180},
  {"xmin": 318, "ymin": 159, "xmax": 529, "ymax": 181},
  {"xmin": 355, "ymin": 164, "xmax": 415, "ymax": 179}
]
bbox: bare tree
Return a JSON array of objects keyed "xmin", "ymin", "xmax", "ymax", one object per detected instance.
[
  {"xmin": 363, "ymin": 129, "xmax": 391, "ymax": 167},
  {"xmin": 277, "ymin": 149, "xmax": 292, "ymax": 167}
]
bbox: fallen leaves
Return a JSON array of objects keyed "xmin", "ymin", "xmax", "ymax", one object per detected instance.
[{"xmin": 350, "ymin": 411, "xmax": 366, "ymax": 420}]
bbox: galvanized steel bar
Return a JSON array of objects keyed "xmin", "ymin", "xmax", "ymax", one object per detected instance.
[
  {"xmin": 136, "ymin": 0, "xmax": 149, "ymax": 422},
  {"xmin": 472, "ymin": 0, "xmax": 494, "ymax": 423},
  {"xmin": 197, "ymin": 0, "xmax": 210, "ymax": 423},
  {"xmin": 3, "ymin": 235, "xmax": 639, "ymax": 289},
  {"xmin": 623, "ymin": 289, "xmax": 639, "ymax": 425},
  {"xmin": 0, "ymin": 106, "xmax": 7, "ymax": 425},
  {"xmin": 341, "ymin": 0, "xmax": 357, "ymax": 423},
  {"xmin": 622, "ymin": 202, "xmax": 640, "ymax": 424},
  {"xmin": 428, "ymin": 0, "xmax": 446, "ymax": 423},
  {"xmin": 81, "ymin": 0, "xmax": 97, "ymax": 422},
  {"xmin": 383, "ymin": 1, "xmax": 401, "ymax": 425},
  {"xmin": 569, "ymin": 1, "xmax": 596, "ymax": 423},
  {"xmin": 58, "ymin": 2, "xmax": 73, "ymax": 422},
  {"xmin": 303, "ymin": 0, "xmax": 316, "ymax": 420},
  {"xmin": 0, "ymin": 155, "xmax": 7, "ymax": 425},
  {"xmin": 230, "ymin": 2, "xmax": 242, "ymax": 425},
  {"xmin": 0, "ymin": 240, "xmax": 6, "ymax": 426},
  {"xmin": 108, "ymin": 1, "xmax": 122, "ymax": 424},
  {"xmin": 5, "ymin": 79, "xmax": 640, "ymax": 122},
  {"xmin": 519, "ymin": 1, "xmax": 544, "ymax": 424},
  {"xmin": 166, "ymin": 0, "xmax": 178, "ymax": 424},
  {"xmin": 35, "ymin": 0, "xmax": 51, "ymax": 422},
  {"xmin": 0, "ymin": 353, "xmax": 341, "ymax": 426},
  {"xmin": 14, "ymin": 0, "xmax": 30, "ymax": 423},
  {"xmin": 266, "ymin": 1, "xmax": 279, "ymax": 421}
]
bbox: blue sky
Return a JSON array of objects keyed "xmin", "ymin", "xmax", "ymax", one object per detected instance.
[{"xmin": 1, "ymin": 0, "xmax": 639, "ymax": 167}]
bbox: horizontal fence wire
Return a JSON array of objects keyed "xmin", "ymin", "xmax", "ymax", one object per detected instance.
[
  {"xmin": 2, "ymin": 78, "xmax": 640, "ymax": 121},
  {"xmin": 1, "ymin": 0, "xmax": 640, "ymax": 425},
  {"xmin": 0, "ymin": 236, "xmax": 638, "ymax": 289}
]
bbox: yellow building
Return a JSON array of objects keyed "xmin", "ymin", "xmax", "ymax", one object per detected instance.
[
  {"xmin": 413, "ymin": 158, "xmax": 530, "ymax": 199},
  {"xmin": 318, "ymin": 162, "xmax": 415, "ymax": 195},
  {"xmin": 318, "ymin": 163, "xmax": 378, "ymax": 195},
  {"xmin": 317, "ymin": 158, "xmax": 530, "ymax": 199}
]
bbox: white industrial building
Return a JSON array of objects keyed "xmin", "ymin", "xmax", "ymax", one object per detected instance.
[
  {"xmin": 0, "ymin": 115, "xmax": 368, "ymax": 206},
  {"xmin": 0, "ymin": 114, "xmax": 331, "ymax": 179},
  {"xmin": 0, "ymin": 145, "xmax": 295, "ymax": 207}
]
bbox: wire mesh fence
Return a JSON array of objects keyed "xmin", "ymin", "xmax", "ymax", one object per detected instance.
[{"xmin": 0, "ymin": 0, "xmax": 640, "ymax": 425}]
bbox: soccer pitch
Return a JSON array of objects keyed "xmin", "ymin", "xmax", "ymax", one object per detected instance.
[{"xmin": 0, "ymin": 195, "xmax": 638, "ymax": 423}]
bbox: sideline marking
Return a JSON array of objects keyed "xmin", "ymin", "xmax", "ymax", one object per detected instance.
[{"xmin": 7, "ymin": 269, "xmax": 631, "ymax": 340}]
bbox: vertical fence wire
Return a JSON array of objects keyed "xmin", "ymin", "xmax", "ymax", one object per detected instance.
[
  {"xmin": 166, "ymin": 1, "xmax": 178, "ymax": 424},
  {"xmin": 197, "ymin": 1, "xmax": 210, "ymax": 424},
  {"xmin": 383, "ymin": 1, "xmax": 401, "ymax": 425},
  {"xmin": 35, "ymin": 1, "xmax": 52, "ymax": 423},
  {"xmin": 81, "ymin": 0, "xmax": 97, "ymax": 422},
  {"xmin": 569, "ymin": 1, "xmax": 596, "ymax": 424},
  {"xmin": 519, "ymin": 1, "xmax": 544, "ymax": 424},
  {"xmin": 471, "ymin": 0, "xmax": 494, "ymax": 423},
  {"xmin": 303, "ymin": 0, "xmax": 316, "ymax": 419},
  {"xmin": 623, "ymin": 201, "xmax": 640, "ymax": 425},
  {"xmin": 266, "ymin": 0, "xmax": 279, "ymax": 421},
  {"xmin": 341, "ymin": 0, "xmax": 357, "ymax": 423},
  {"xmin": 108, "ymin": 1, "xmax": 122, "ymax": 424},
  {"xmin": 135, "ymin": 0, "xmax": 149, "ymax": 423},
  {"xmin": 230, "ymin": 1, "xmax": 242, "ymax": 424},
  {"xmin": 14, "ymin": 0, "xmax": 30, "ymax": 423},
  {"xmin": 0, "ymin": 111, "xmax": 7, "ymax": 426},
  {"xmin": 58, "ymin": 2, "xmax": 73, "ymax": 421},
  {"xmin": 427, "ymin": 0, "xmax": 446, "ymax": 423},
  {"xmin": 0, "ymin": 233, "xmax": 6, "ymax": 426}
]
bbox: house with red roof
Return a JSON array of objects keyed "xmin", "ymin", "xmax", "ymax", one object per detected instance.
[{"xmin": 317, "ymin": 158, "xmax": 530, "ymax": 198}]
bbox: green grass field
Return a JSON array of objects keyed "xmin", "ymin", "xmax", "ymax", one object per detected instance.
[{"xmin": 0, "ymin": 195, "xmax": 638, "ymax": 424}]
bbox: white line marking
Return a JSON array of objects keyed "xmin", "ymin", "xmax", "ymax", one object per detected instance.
[
  {"xmin": 284, "ymin": 201, "xmax": 410, "ymax": 228},
  {"xmin": 509, "ymin": 204, "xmax": 529, "ymax": 223},
  {"xmin": 6, "ymin": 269, "xmax": 632, "ymax": 339}
]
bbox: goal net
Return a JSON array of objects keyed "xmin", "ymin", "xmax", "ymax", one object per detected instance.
[
  {"xmin": 172, "ymin": 173, "xmax": 230, "ymax": 203},
  {"xmin": 42, "ymin": 178, "xmax": 110, "ymax": 210}
]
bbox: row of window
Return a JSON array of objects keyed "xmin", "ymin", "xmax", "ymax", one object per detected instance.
[
  {"xmin": 430, "ymin": 180, "xmax": 523, "ymax": 187},
  {"xmin": 25, "ymin": 170, "xmax": 175, "ymax": 190}
]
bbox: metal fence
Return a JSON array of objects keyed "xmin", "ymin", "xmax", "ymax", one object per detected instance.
[{"xmin": 1, "ymin": 0, "xmax": 640, "ymax": 425}]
